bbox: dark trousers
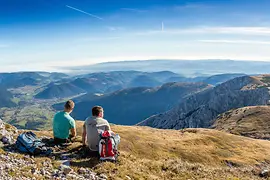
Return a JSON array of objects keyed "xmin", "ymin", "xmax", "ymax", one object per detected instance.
[
  {"xmin": 54, "ymin": 135, "xmax": 74, "ymax": 145},
  {"xmin": 54, "ymin": 137, "xmax": 70, "ymax": 144},
  {"xmin": 81, "ymin": 146, "xmax": 100, "ymax": 158}
]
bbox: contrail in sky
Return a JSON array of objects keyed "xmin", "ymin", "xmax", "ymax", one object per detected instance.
[{"xmin": 66, "ymin": 5, "xmax": 103, "ymax": 20}]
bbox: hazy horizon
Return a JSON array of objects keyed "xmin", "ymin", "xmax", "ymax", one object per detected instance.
[
  {"xmin": 1, "ymin": 0, "xmax": 270, "ymax": 72},
  {"xmin": 1, "ymin": 59, "xmax": 270, "ymax": 74}
]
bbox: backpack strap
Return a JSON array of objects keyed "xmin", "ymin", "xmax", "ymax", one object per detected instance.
[
  {"xmin": 105, "ymin": 138, "xmax": 109, "ymax": 157},
  {"xmin": 111, "ymin": 136, "xmax": 116, "ymax": 145}
]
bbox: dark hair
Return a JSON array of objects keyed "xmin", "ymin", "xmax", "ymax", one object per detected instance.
[
  {"xmin": 64, "ymin": 100, "xmax": 75, "ymax": 110},
  {"xmin": 92, "ymin": 106, "xmax": 103, "ymax": 116}
]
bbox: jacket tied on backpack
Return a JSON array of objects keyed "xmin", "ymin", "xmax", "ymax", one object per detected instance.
[{"xmin": 99, "ymin": 130, "xmax": 120, "ymax": 161}]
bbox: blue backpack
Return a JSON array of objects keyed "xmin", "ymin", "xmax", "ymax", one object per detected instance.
[{"xmin": 16, "ymin": 131, "xmax": 52, "ymax": 155}]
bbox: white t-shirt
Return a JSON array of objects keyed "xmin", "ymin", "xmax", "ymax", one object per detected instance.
[{"xmin": 84, "ymin": 116, "xmax": 111, "ymax": 151}]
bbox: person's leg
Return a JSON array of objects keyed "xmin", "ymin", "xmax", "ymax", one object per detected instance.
[
  {"xmin": 54, "ymin": 137, "xmax": 69, "ymax": 145},
  {"xmin": 68, "ymin": 134, "xmax": 76, "ymax": 142},
  {"xmin": 89, "ymin": 150, "xmax": 99, "ymax": 158},
  {"xmin": 81, "ymin": 146, "xmax": 99, "ymax": 158}
]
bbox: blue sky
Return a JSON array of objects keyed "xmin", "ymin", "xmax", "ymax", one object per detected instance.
[{"xmin": 1, "ymin": 0, "xmax": 270, "ymax": 72}]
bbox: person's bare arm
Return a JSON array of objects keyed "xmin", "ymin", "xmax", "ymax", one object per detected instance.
[
  {"xmin": 69, "ymin": 118, "xmax": 76, "ymax": 138},
  {"xmin": 70, "ymin": 128, "xmax": 76, "ymax": 137},
  {"xmin": 82, "ymin": 124, "xmax": 87, "ymax": 146},
  {"xmin": 106, "ymin": 120, "xmax": 111, "ymax": 131}
]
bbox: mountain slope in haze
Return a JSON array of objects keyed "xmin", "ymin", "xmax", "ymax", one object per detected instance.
[
  {"xmin": 164, "ymin": 73, "xmax": 246, "ymax": 85},
  {"xmin": 37, "ymin": 72, "xmax": 69, "ymax": 80},
  {"xmin": 35, "ymin": 70, "xmax": 245, "ymax": 99},
  {"xmin": 212, "ymin": 106, "xmax": 270, "ymax": 140},
  {"xmin": 203, "ymin": 73, "xmax": 246, "ymax": 85},
  {"xmin": 67, "ymin": 59, "xmax": 270, "ymax": 76},
  {"xmin": 35, "ymin": 71, "xmax": 181, "ymax": 99},
  {"xmin": 138, "ymin": 76, "xmax": 270, "ymax": 129},
  {"xmin": 35, "ymin": 83, "xmax": 85, "ymax": 99},
  {"xmin": 70, "ymin": 78, "xmax": 98, "ymax": 92},
  {"xmin": 0, "ymin": 87, "xmax": 16, "ymax": 108},
  {"xmin": 0, "ymin": 73, "xmax": 43, "ymax": 88},
  {"xmin": 127, "ymin": 75, "xmax": 161, "ymax": 87},
  {"xmin": 5, "ymin": 77, "xmax": 40, "ymax": 88},
  {"xmin": 53, "ymin": 82, "xmax": 211, "ymax": 125},
  {"xmin": 0, "ymin": 72, "xmax": 68, "ymax": 88},
  {"xmin": 145, "ymin": 71, "xmax": 182, "ymax": 82}
]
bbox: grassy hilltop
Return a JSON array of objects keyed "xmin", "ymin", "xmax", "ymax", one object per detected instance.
[{"xmin": 32, "ymin": 121, "xmax": 270, "ymax": 180}]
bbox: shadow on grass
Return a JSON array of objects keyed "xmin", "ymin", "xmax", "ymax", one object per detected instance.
[
  {"xmin": 67, "ymin": 145, "xmax": 101, "ymax": 168},
  {"xmin": 43, "ymin": 141, "xmax": 101, "ymax": 168},
  {"xmin": 1, "ymin": 138, "xmax": 102, "ymax": 169},
  {"xmin": 70, "ymin": 157, "xmax": 100, "ymax": 169},
  {"xmin": 1, "ymin": 144, "xmax": 17, "ymax": 153}
]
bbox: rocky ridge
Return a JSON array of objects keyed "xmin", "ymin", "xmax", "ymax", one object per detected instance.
[
  {"xmin": 138, "ymin": 76, "xmax": 270, "ymax": 129},
  {"xmin": 212, "ymin": 106, "xmax": 270, "ymax": 140},
  {"xmin": 0, "ymin": 119, "xmax": 106, "ymax": 180}
]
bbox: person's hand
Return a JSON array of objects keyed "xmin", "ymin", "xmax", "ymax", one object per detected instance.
[
  {"xmin": 81, "ymin": 144, "xmax": 88, "ymax": 151},
  {"xmin": 110, "ymin": 131, "xmax": 116, "ymax": 136}
]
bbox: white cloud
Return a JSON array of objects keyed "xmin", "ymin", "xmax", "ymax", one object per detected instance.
[
  {"xmin": 105, "ymin": 26, "xmax": 124, "ymax": 31},
  {"xmin": 173, "ymin": 3, "xmax": 213, "ymax": 10},
  {"xmin": 207, "ymin": 27, "xmax": 270, "ymax": 35},
  {"xmin": 198, "ymin": 39, "xmax": 270, "ymax": 45},
  {"xmin": 3, "ymin": 25, "xmax": 270, "ymax": 72},
  {"xmin": 77, "ymin": 36, "xmax": 121, "ymax": 42},
  {"xmin": 135, "ymin": 26, "xmax": 270, "ymax": 36}
]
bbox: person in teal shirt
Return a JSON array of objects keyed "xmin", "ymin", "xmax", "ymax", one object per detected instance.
[{"xmin": 53, "ymin": 100, "xmax": 77, "ymax": 144}]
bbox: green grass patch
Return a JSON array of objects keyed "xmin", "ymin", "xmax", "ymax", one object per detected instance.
[
  {"xmin": 11, "ymin": 97, "xmax": 20, "ymax": 105},
  {"xmin": 261, "ymin": 77, "xmax": 270, "ymax": 84}
]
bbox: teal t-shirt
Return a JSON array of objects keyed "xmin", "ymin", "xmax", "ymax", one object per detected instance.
[{"xmin": 53, "ymin": 111, "xmax": 75, "ymax": 139}]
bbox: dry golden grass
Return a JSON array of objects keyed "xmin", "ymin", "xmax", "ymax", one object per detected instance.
[
  {"xmin": 250, "ymin": 76, "xmax": 265, "ymax": 85},
  {"xmin": 213, "ymin": 106, "xmax": 270, "ymax": 139},
  {"xmin": 12, "ymin": 120, "xmax": 270, "ymax": 179},
  {"xmin": 57, "ymin": 121, "xmax": 270, "ymax": 179}
]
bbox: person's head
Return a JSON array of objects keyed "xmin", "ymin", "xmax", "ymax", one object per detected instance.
[
  {"xmin": 92, "ymin": 106, "xmax": 104, "ymax": 118},
  {"xmin": 64, "ymin": 100, "xmax": 75, "ymax": 113}
]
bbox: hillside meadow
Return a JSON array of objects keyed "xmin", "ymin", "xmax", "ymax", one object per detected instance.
[{"xmin": 31, "ymin": 121, "xmax": 270, "ymax": 179}]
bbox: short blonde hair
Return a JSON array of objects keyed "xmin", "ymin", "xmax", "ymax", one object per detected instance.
[{"xmin": 64, "ymin": 100, "xmax": 75, "ymax": 110}]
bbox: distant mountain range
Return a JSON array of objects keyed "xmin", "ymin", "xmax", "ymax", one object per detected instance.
[
  {"xmin": 35, "ymin": 71, "xmax": 245, "ymax": 99},
  {"xmin": 0, "ymin": 87, "xmax": 16, "ymax": 108},
  {"xmin": 65, "ymin": 60, "xmax": 270, "ymax": 76},
  {"xmin": 0, "ymin": 69, "xmax": 264, "ymax": 131},
  {"xmin": 0, "ymin": 72, "xmax": 68, "ymax": 88},
  {"xmin": 53, "ymin": 82, "xmax": 211, "ymax": 125},
  {"xmin": 138, "ymin": 76, "xmax": 270, "ymax": 129},
  {"xmin": 202, "ymin": 73, "xmax": 246, "ymax": 85},
  {"xmin": 35, "ymin": 71, "xmax": 181, "ymax": 99},
  {"xmin": 35, "ymin": 83, "xmax": 86, "ymax": 99}
]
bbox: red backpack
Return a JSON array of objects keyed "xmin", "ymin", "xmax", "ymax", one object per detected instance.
[{"xmin": 99, "ymin": 131, "xmax": 120, "ymax": 162}]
